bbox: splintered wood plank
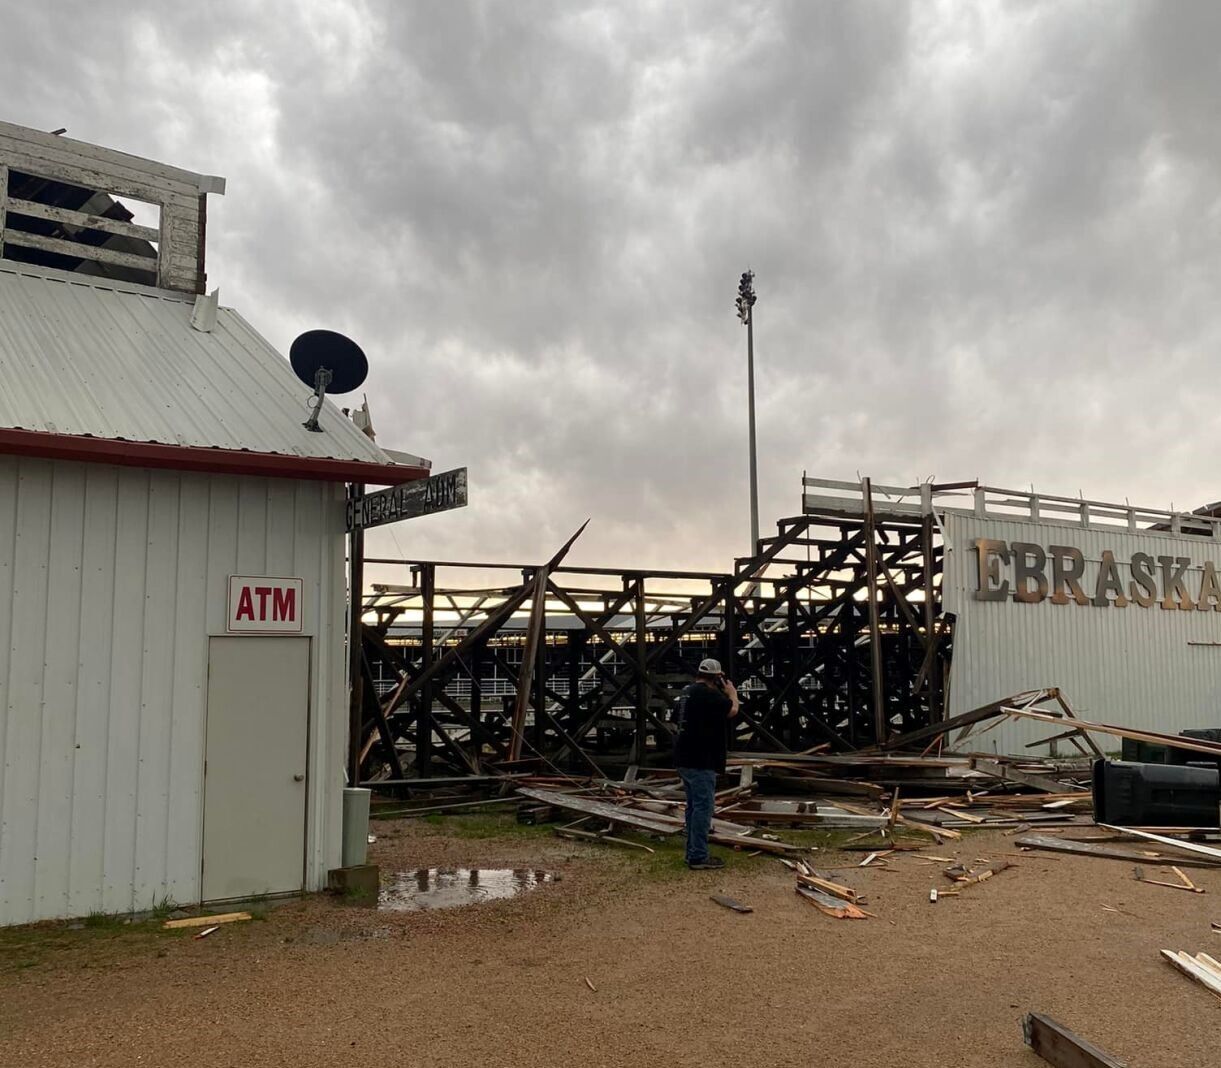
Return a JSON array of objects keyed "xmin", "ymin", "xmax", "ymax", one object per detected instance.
[
  {"xmin": 795, "ymin": 885, "xmax": 869, "ymax": 919},
  {"xmin": 969, "ymin": 758, "xmax": 1081, "ymax": 795},
  {"xmin": 1161, "ymin": 950, "xmax": 1221, "ymax": 999},
  {"xmin": 709, "ymin": 894, "xmax": 753, "ymax": 914},
  {"xmin": 515, "ymin": 788, "xmax": 677, "ymax": 835},
  {"xmin": 1015, "ymin": 833, "xmax": 1221, "ymax": 870},
  {"xmin": 1100, "ymin": 825, "xmax": 1221, "ymax": 862},
  {"xmin": 896, "ymin": 814, "xmax": 962, "ymax": 841},
  {"xmin": 797, "ymin": 873, "xmax": 860, "ymax": 903},
  {"xmin": 1022, "ymin": 1012, "xmax": 1128, "ymax": 1067}
]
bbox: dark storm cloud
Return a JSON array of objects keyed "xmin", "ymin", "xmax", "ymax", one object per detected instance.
[{"xmin": 3, "ymin": 1, "xmax": 1221, "ymax": 571}]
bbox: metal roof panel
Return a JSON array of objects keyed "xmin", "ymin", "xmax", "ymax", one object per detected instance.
[{"xmin": 0, "ymin": 263, "xmax": 416, "ymax": 467}]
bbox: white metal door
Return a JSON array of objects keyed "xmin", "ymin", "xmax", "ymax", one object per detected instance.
[{"xmin": 202, "ymin": 636, "xmax": 309, "ymax": 901}]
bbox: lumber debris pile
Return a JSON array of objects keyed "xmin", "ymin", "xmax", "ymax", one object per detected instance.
[
  {"xmin": 499, "ymin": 741, "xmax": 1094, "ymax": 857},
  {"xmin": 369, "ymin": 690, "xmax": 1119, "ymax": 861}
]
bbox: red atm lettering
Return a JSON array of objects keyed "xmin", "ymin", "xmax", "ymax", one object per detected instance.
[
  {"xmin": 273, "ymin": 586, "xmax": 296, "ymax": 622},
  {"xmin": 253, "ymin": 586, "xmax": 272, "ymax": 619},
  {"xmin": 235, "ymin": 586, "xmax": 255, "ymax": 620}
]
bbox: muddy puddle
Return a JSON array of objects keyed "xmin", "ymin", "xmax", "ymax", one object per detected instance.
[{"xmin": 379, "ymin": 868, "xmax": 555, "ymax": 912}]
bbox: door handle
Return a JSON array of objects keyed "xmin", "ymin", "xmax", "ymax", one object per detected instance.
[{"xmin": 293, "ymin": 774, "xmax": 305, "ymax": 782}]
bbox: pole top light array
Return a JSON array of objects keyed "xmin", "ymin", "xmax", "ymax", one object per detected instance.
[{"xmin": 736, "ymin": 269, "xmax": 756, "ymax": 324}]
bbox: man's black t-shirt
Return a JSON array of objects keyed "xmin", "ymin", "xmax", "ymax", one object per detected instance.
[{"xmin": 673, "ymin": 681, "xmax": 733, "ymax": 772}]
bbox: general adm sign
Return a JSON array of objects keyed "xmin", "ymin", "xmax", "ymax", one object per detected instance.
[
  {"xmin": 973, "ymin": 538, "xmax": 1221, "ymax": 611},
  {"xmin": 346, "ymin": 467, "xmax": 467, "ymax": 532}
]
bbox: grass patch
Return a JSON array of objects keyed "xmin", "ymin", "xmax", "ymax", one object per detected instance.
[
  {"xmin": 149, "ymin": 895, "xmax": 178, "ymax": 921},
  {"xmin": 414, "ymin": 811, "xmax": 554, "ymax": 840},
  {"xmin": 0, "ymin": 913, "xmax": 176, "ymax": 975},
  {"xmin": 83, "ymin": 911, "xmax": 126, "ymax": 930}
]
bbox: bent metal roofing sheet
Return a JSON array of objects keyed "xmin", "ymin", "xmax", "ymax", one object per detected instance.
[{"xmin": 0, "ymin": 262, "xmax": 421, "ymax": 474}]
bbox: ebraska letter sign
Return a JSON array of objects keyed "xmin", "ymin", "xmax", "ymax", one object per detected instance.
[{"xmin": 973, "ymin": 539, "xmax": 1221, "ymax": 611}]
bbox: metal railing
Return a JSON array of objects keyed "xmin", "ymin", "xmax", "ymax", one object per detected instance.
[{"xmin": 802, "ymin": 476, "xmax": 1221, "ymax": 539}]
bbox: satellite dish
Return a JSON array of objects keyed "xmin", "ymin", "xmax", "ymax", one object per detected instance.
[{"xmin": 290, "ymin": 330, "xmax": 369, "ymax": 432}]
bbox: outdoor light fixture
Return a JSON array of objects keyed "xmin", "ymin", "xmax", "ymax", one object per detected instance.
[
  {"xmin": 736, "ymin": 269, "xmax": 759, "ymax": 553},
  {"xmin": 736, "ymin": 269, "xmax": 756, "ymax": 324}
]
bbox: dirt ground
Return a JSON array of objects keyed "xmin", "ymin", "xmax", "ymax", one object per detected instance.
[{"xmin": 2, "ymin": 814, "xmax": 1219, "ymax": 1067}]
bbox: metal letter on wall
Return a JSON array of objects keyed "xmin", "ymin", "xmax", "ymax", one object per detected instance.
[
  {"xmin": 1129, "ymin": 552, "xmax": 1157, "ymax": 607},
  {"xmin": 1158, "ymin": 555, "xmax": 1195, "ymax": 611},
  {"xmin": 1091, "ymin": 550, "xmax": 1129, "ymax": 607},
  {"xmin": 1198, "ymin": 561, "xmax": 1221, "ymax": 612},
  {"xmin": 1010, "ymin": 542, "xmax": 1047, "ymax": 604},
  {"xmin": 972, "ymin": 538, "xmax": 1011, "ymax": 601},
  {"xmin": 1048, "ymin": 546, "xmax": 1089, "ymax": 606}
]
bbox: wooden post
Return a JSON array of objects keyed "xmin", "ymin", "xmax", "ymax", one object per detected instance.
[
  {"xmin": 417, "ymin": 562, "xmax": 435, "ymax": 777},
  {"xmin": 567, "ymin": 630, "xmax": 583, "ymax": 729},
  {"xmin": 632, "ymin": 576, "xmax": 647, "ymax": 764},
  {"xmin": 721, "ymin": 578, "xmax": 737, "ymax": 680},
  {"xmin": 921, "ymin": 511, "xmax": 941, "ymax": 721},
  {"xmin": 470, "ymin": 639, "xmax": 484, "ymax": 765},
  {"xmin": 510, "ymin": 568, "xmax": 547, "ymax": 761},
  {"xmin": 346, "ymin": 484, "xmax": 365, "ymax": 786},
  {"xmin": 533, "ymin": 583, "xmax": 547, "ymax": 753},
  {"xmin": 862, "ymin": 478, "xmax": 887, "ymax": 743}
]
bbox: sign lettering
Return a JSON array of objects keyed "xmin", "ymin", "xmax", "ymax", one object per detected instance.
[
  {"xmin": 972, "ymin": 539, "xmax": 1221, "ymax": 611},
  {"xmin": 227, "ymin": 576, "xmax": 304, "ymax": 633},
  {"xmin": 346, "ymin": 468, "xmax": 468, "ymax": 532}
]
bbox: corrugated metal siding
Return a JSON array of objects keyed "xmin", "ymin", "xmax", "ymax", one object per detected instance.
[
  {"xmin": 942, "ymin": 511, "xmax": 1221, "ymax": 753},
  {"xmin": 0, "ymin": 262, "xmax": 394, "ymax": 463},
  {"xmin": 0, "ymin": 456, "xmax": 346, "ymax": 925}
]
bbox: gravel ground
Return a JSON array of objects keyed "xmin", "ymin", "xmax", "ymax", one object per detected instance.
[{"xmin": 2, "ymin": 816, "xmax": 1219, "ymax": 1067}]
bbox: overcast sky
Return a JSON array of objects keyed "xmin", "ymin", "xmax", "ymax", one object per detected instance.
[{"xmin": 3, "ymin": 1, "xmax": 1219, "ymax": 576}]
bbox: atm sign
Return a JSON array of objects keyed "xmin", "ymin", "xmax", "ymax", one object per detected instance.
[{"xmin": 227, "ymin": 576, "xmax": 304, "ymax": 633}]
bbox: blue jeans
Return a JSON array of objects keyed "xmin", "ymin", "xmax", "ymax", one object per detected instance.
[{"xmin": 678, "ymin": 768, "xmax": 717, "ymax": 864}]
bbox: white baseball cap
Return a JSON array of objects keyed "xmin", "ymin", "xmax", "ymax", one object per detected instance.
[{"xmin": 697, "ymin": 657, "xmax": 724, "ymax": 675}]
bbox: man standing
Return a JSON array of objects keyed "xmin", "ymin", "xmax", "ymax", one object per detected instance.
[{"xmin": 673, "ymin": 658, "xmax": 739, "ymax": 870}]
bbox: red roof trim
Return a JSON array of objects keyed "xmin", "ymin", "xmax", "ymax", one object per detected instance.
[{"xmin": 0, "ymin": 427, "xmax": 429, "ymax": 485}]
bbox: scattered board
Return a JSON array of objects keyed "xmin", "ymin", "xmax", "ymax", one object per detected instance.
[
  {"xmin": 163, "ymin": 911, "xmax": 251, "ymax": 930},
  {"xmin": 1021, "ymin": 1011, "xmax": 1128, "ymax": 1067}
]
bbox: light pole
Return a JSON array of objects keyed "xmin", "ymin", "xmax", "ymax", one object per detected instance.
[{"xmin": 736, "ymin": 269, "xmax": 759, "ymax": 555}]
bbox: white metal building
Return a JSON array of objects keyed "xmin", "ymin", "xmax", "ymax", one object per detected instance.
[
  {"xmin": 813, "ymin": 477, "xmax": 1221, "ymax": 753},
  {"xmin": 940, "ymin": 485, "xmax": 1221, "ymax": 752},
  {"xmin": 0, "ymin": 122, "xmax": 427, "ymax": 926}
]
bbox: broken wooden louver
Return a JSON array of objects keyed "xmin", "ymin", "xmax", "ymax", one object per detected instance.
[{"xmin": 0, "ymin": 120, "xmax": 224, "ymax": 294}]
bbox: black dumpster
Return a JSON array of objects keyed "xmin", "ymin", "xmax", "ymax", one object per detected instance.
[{"xmin": 1092, "ymin": 759, "xmax": 1219, "ymax": 828}]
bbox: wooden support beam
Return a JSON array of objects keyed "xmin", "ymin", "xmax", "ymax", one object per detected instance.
[
  {"xmin": 969, "ymin": 758, "xmax": 1080, "ymax": 795},
  {"xmin": 360, "ymin": 652, "xmax": 404, "ymax": 780},
  {"xmin": 876, "ymin": 690, "xmax": 1052, "ymax": 753},
  {"xmin": 862, "ymin": 478, "xmax": 887, "ymax": 743},
  {"xmin": 415, "ymin": 562, "xmax": 437, "ymax": 775}
]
